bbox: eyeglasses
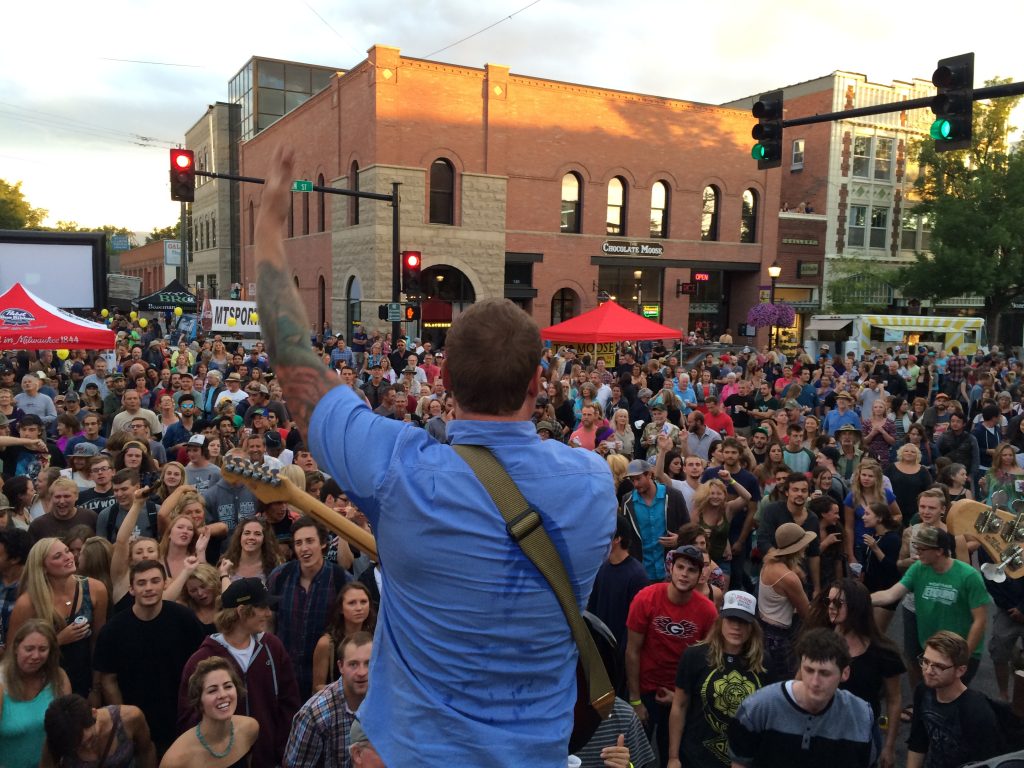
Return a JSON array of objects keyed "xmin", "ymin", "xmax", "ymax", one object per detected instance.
[
  {"xmin": 825, "ymin": 598, "xmax": 846, "ymax": 608},
  {"xmin": 917, "ymin": 654, "xmax": 954, "ymax": 673}
]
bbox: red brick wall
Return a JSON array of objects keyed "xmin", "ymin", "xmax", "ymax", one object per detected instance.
[{"xmin": 119, "ymin": 240, "xmax": 166, "ymax": 295}]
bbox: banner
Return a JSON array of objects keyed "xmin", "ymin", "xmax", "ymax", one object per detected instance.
[{"xmin": 208, "ymin": 299, "xmax": 261, "ymax": 334}]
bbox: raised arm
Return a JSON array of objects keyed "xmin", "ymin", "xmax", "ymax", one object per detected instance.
[{"xmin": 254, "ymin": 146, "xmax": 339, "ymax": 437}]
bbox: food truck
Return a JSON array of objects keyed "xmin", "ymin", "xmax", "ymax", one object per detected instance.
[{"xmin": 806, "ymin": 314, "xmax": 986, "ymax": 357}]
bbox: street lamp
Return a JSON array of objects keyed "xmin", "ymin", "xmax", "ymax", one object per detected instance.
[
  {"xmin": 767, "ymin": 262, "xmax": 782, "ymax": 349},
  {"xmin": 633, "ymin": 269, "xmax": 643, "ymax": 315}
]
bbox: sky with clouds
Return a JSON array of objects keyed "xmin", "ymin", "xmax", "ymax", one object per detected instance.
[{"xmin": 1, "ymin": 0, "xmax": 1021, "ymax": 234}]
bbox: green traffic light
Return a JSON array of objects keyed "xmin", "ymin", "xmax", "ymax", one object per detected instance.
[
  {"xmin": 930, "ymin": 118, "xmax": 952, "ymax": 140},
  {"xmin": 751, "ymin": 144, "xmax": 766, "ymax": 160}
]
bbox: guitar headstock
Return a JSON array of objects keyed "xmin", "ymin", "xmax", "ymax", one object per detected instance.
[
  {"xmin": 948, "ymin": 492, "xmax": 1024, "ymax": 581},
  {"xmin": 223, "ymin": 457, "xmax": 294, "ymax": 505}
]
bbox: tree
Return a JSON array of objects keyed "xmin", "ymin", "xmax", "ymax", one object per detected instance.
[
  {"xmin": 897, "ymin": 78, "xmax": 1023, "ymax": 343},
  {"xmin": 146, "ymin": 222, "xmax": 180, "ymax": 243},
  {"xmin": 51, "ymin": 221, "xmax": 137, "ymax": 257},
  {"xmin": 0, "ymin": 179, "xmax": 47, "ymax": 229}
]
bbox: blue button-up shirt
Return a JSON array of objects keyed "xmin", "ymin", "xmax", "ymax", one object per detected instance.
[{"xmin": 310, "ymin": 386, "xmax": 616, "ymax": 768}]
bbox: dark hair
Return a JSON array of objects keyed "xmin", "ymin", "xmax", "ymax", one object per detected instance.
[
  {"xmin": 444, "ymin": 298, "xmax": 541, "ymax": 415},
  {"xmin": 807, "ymin": 495, "xmax": 837, "ymax": 518},
  {"xmin": 5, "ymin": 475, "xmax": 34, "ymax": 509},
  {"xmin": 44, "ymin": 694, "xmax": 95, "ymax": 762},
  {"xmin": 325, "ymin": 585, "xmax": 377, "ymax": 647},
  {"xmin": 187, "ymin": 657, "xmax": 245, "ymax": 714},
  {"xmin": 338, "ymin": 629, "xmax": 374, "ymax": 661},
  {"xmin": 112, "ymin": 468, "xmax": 140, "ymax": 487},
  {"xmin": 925, "ymin": 630, "xmax": 969, "ymax": 668},
  {"xmin": 319, "ymin": 478, "xmax": 345, "ymax": 504},
  {"xmin": 613, "ymin": 514, "xmax": 634, "ymax": 548},
  {"xmin": 676, "ymin": 522, "xmax": 707, "ymax": 547},
  {"xmin": 794, "ymin": 627, "xmax": 851, "ymax": 670},
  {"xmin": 782, "ymin": 472, "xmax": 810, "ymax": 492},
  {"xmin": 129, "ymin": 558, "xmax": 167, "ymax": 582},
  {"xmin": 0, "ymin": 527, "xmax": 32, "ymax": 564},
  {"xmin": 721, "ymin": 437, "xmax": 743, "ymax": 453},
  {"xmin": 982, "ymin": 403, "xmax": 1001, "ymax": 422},
  {"xmin": 866, "ymin": 500, "xmax": 898, "ymax": 529},
  {"xmin": 291, "ymin": 515, "xmax": 327, "ymax": 543},
  {"xmin": 19, "ymin": 413, "xmax": 43, "ymax": 429}
]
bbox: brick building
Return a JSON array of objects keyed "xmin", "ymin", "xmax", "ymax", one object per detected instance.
[
  {"xmin": 119, "ymin": 240, "xmax": 167, "ymax": 296},
  {"xmin": 234, "ymin": 44, "xmax": 784, "ymax": 345}
]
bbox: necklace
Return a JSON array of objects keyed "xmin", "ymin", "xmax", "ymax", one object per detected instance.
[{"xmin": 195, "ymin": 720, "xmax": 234, "ymax": 759}]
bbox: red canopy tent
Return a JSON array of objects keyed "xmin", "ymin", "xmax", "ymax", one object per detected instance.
[
  {"xmin": 540, "ymin": 300, "xmax": 682, "ymax": 343},
  {"xmin": 0, "ymin": 283, "xmax": 116, "ymax": 350}
]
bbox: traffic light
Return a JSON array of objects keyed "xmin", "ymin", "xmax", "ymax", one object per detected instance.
[
  {"xmin": 930, "ymin": 52, "xmax": 974, "ymax": 152},
  {"xmin": 402, "ymin": 251, "xmax": 422, "ymax": 297},
  {"xmin": 751, "ymin": 90, "xmax": 784, "ymax": 170},
  {"xmin": 404, "ymin": 304, "xmax": 420, "ymax": 321},
  {"xmin": 169, "ymin": 149, "xmax": 195, "ymax": 202}
]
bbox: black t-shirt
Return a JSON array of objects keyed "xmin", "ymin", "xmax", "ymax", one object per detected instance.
[
  {"xmin": 77, "ymin": 487, "xmax": 117, "ymax": 519},
  {"xmin": 94, "ymin": 601, "xmax": 206, "ymax": 752},
  {"xmin": 908, "ymin": 685, "xmax": 1006, "ymax": 768},
  {"xmin": 586, "ymin": 555, "xmax": 649, "ymax": 662},
  {"xmin": 676, "ymin": 644, "xmax": 768, "ymax": 768},
  {"xmin": 28, "ymin": 508, "xmax": 98, "ymax": 541},
  {"xmin": 723, "ymin": 393, "xmax": 756, "ymax": 429},
  {"xmin": 841, "ymin": 641, "xmax": 905, "ymax": 718}
]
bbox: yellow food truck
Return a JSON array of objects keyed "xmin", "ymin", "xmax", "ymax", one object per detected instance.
[{"xmin": 807, "ymin": 314, "xmax": 986, "ymax": 357}]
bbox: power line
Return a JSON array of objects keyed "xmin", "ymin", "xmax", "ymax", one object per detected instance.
[
  {"xmin": 0, "ymin": 102, "xmax": 179, "ymax": 147},
  {"xmin": 100, "ymin": 57, "xmax": 203, "ymax": 68},
  {"xmin": 304, "ymin": 1, "xmax": 347, "ymax": 42},
  {"xmin": 422, "ymin": 0, "xmax": 544, "ymax": 59}
]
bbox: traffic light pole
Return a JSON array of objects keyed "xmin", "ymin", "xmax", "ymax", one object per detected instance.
[
  {"xmin": 179, "ymin": 201, "xmax": 188, "ymax": 291},
  {"xmin": 779, "ymin": 81, "xmax": 1024, "ymax": 129},
  {"xmin": 194, "ymin": 170, "xmax": 402, "ymax": 339}
]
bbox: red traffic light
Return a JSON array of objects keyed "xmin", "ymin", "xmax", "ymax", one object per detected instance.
[
  {"xmin": 169, "ymin": 149, "xmax": 196, "ymax": 203},
  {"xmin": 172, "ymin": 150, "xmax": 193, "ymax": 170},
  {"xmin": 404, "ymin": 251, "xmax": 421, "ymax": 268}
]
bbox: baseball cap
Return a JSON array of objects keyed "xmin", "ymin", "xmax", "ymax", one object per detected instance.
[
  {"xmin": 625, "ymin": 459, "xmax": 651, "ymax": 477},
  {"xmin": 221, "ymin": 577, "xmax": 280, "ymax": 609},
  {"xmin": 263, "ymin": 431, "xmax": 282, "ymax": 448},
  {"xmin": 912, "ymin": 526, "xmax": 949, "ymax": 550},
  {"xmin": 720, "ymin": 590, "xmax": 757, "ymax": 623},
  {"xmin": 535, "ymin": 420, "xmax": 560, "ymax": 436},
  {"xmin": 665, "ymin": 545, "xmax": 703, "ymax": 570},
  {"xmin": 349, "ymin": 719, "xmax": 370, "ymax": 746},
  {"xmin": 187, "ymin": 434, "xmax": 206, "ymax": 447},
  {"xmin": 784, "ymin": 399, "xmax": 801, "ymax": 410},
  {"xmin": 250, "ymin": 407, "xmax": 269, "ymax": 418},
  {"xmin": 649, "ymin": 400, "xmax": 667, "ymax": 412},
  {"xmin": 64, "ymin": 391, "xmax": 79, "ymax": 403},
  {"xmin": 68, "ymin": 442, "xmax": 99, "ymax": 458}
]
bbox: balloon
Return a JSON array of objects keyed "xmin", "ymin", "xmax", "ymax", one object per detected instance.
[
  {"xmin": 251, "ymin": 312, "xmax": 259, "ymax": 322},
  {"xmin": 100, "ymin": 309, "xmax": 109, "ymax": 318},
  {"xmin": 174, "ymin": 307, "xmax": 183, "ymax": 317},
  {"xmin": 139, "ymin": 318, "xmax": 148, "ymax": 328},
  {"xmin": 129, "ymin": 311, "xmax": 137, "ymax": 321},
  {"xmin": 227, "ymin": 317, "xmax": 237, "ymax": 327},
  {"xmin": 56, "ymin": 349, "xmax": 69, "ymax": 360}
]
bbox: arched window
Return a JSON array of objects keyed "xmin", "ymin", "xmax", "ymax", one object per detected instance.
[
  {"xmin": 560, "ymin": 173, "xmax": 582, "ymax": 233},
  {"xmin": 317, "ymin": 173, "xmax": 326, "ymax": 232},
  {"xmin": 700, "ymin": 185, "xmax": 720, "ymax": 241},
  {"xmin": 293, "ymin": 276, "xmax": 299, "ymax": 289},
  {"xmin": 302, "ymin": 186, "xmax": 310, "ymax": 236},
  {"xmin": 248, "ymin": 201, "xmax": 254, "ymax": 245},
  {"xmin": 606, "ymin": 177, "xmax": 627, "ymax": 236},
  {"xmin": 740, "ymin": 189, "xmax": 758, "ymax": 243},
  {"xmin": 650, "ymin": 181, "xmax": 669, "ymax": 238},
  {"xmin": 429, "ymin": 158, "xmax": 454, "ymax": 225},
  {"xmin": 211, "ymin": 214, "xmax": 216, "ymax": 247},
  {"xmin": 551, "ymin": 288, "xmax": 579, "ymax": 325},
  {"xmin": 349, "ymin": 162, "xmax": 360, "ymax": 226}
]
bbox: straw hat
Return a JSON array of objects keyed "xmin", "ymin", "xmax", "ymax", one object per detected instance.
[{"xmin": 771, "ymin": 522, "xmax": 817, "ymax": 556}]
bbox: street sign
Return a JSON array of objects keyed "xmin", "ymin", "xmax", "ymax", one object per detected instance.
[
  {"xmin": 386, "ymin": 302, "xmax": 404, "ymax": 322},
  {"xmin": 163, "ymin": 240, "xmax": 182, "ymax": 267},
  {"xmin": 641, "ymin": 304, "xmax": 660, "ymax": 319},
  {"xmin": 291, "ymin": 180, "xmax": 314, "ymax": 192},
  {"xmin": 110, "ymin": 234, "xmax": 130, "ymax": 251}
]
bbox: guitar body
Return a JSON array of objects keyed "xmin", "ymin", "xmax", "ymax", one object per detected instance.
[
  {"xmin": 948, "ymin": 497, "xmax": 1024, "ymax": 579},
  {"xmin": 571, "ymin": 612, "xmax": 619, "ymax": 753}
]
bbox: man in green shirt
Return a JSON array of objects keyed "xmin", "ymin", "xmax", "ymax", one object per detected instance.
[{"xmin": 870, "ymin": 527, "xmax": 989, "ymax": 683}]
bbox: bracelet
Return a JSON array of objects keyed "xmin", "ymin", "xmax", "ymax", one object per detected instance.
[{"xmin": 629, "ymin": 699, "xmax": 642, "ymax": 706}]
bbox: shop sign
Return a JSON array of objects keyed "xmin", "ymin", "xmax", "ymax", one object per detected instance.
[
  {"xmin": 798, "ymin": 261, "xmax": 820, "ymax": 277},
  {"xmin": 601, "ymin": 240, "xmax": 665, "ymax": 256},
  {"xmin": 641, "ymin": 304, "xmax": 660, "ymax": 318}
]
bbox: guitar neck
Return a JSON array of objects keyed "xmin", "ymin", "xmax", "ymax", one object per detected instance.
[{"xmin": 285, "ymin": 488, "xmax": 378, "ymax": 563}]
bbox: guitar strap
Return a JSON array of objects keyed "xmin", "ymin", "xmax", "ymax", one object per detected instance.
[{"xmin": 453, "ymin": 445, "xmax": 615, "ymax": 720}]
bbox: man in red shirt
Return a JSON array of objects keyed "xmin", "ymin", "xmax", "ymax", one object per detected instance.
[
  {"xmin": 626, "ymin": 544, "xmax": 717, "ymax": 765},
  {"xmin": 702, "ymin": 396, "xmax": 734, "ymax": 437},
  {"xmin": 569, "ymin": 404, "xmax": 600, "ymax": 450}
]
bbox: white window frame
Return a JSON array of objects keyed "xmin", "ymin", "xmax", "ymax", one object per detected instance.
[
  {"xmin": 852, "ymin": 135, "xmax": 895, "ymax": 181},
  {"xmin": 791, "ymin": 139, "xmax": 805, "ymax": 169},
  {"xmin": 848, "ymin": 203, "xmax": 890, "ymax": 250}
]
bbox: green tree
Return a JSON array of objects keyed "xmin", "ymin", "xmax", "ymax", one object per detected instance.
[
  {"xmin": 51, "ymin": 221, "xmax": 137, "ymax": 258},
  {"xmin": 146, "ymin": 222, "xmax": 180, "ymax": 243},
  {"xmin": 897, "ymin": 78, "xmax": 1023, "ymax": 343},
  {"xmin": 0, "ymin": 179, "xmax": 47, "ymax": 229}
]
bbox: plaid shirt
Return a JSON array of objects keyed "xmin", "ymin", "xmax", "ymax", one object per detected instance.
[
  {"xmin": 945, "ymin": 354, "xmax": 967, "ymax": 382},
  {"xmin": 267, "ymin": 560, "xmax": 350, "ymax": 698},
  {"xmin": 282, "ymin": 678, "xmax": 355, "ymax": 768}
]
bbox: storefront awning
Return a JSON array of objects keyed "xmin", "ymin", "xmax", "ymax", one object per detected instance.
[{"xmin": 806, "ymin": 317, "xmax": 854, "ymax": 332}]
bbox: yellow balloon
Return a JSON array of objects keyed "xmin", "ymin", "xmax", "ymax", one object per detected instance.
[
  {"xmin": 129, "ymin": 311, "xmax": 138, "ymax": 321},
  {"xmin": 251, "ymin": 312, "xmax": 259, "ymax": 323},
  {"xmin": 100, "ymin": 309, "xmax": 109, "ymax": 318},
  {"xmin": 227, "ymin": 317, "xmax": 237, "ymax": 327},
  {"xmin": 174, "ymin": 307, "xmax": 183, "ymax": 317},
  {"xmin": 56, "ymin": 349, "xmax": 69, "ymax": 360},
  {"xmin": 139, "ymin": 318, "xmax": 148, "ymax": 328}
]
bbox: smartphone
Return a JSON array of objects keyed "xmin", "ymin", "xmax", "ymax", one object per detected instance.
[{"xmin": 661, "ymin": 423, "xmax": 672, "ymax": 436}]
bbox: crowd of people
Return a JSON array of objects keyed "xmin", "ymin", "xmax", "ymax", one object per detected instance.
[{"xmin": 1, "ymin": 297, "xmax": 1024, "ymax": 768}]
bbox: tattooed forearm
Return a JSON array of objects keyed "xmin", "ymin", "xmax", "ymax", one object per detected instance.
[{"xmin": 254, "ymin": 146, "xmax": 339, "ymax": 437}]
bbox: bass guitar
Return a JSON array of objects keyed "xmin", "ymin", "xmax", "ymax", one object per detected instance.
[{"xmin": 947, "ymin": 491, "xmax": 1024, "ymax": 582}]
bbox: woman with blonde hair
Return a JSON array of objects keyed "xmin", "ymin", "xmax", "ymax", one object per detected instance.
[
  {"xmin": 606, "ymin": 453, "xmax": 630, "ymax": 500},
  {"xmin": 152, "ymin": 461, "xmax": 186, "ymax": 506},
  {"xmin": 758, "ymin": 522, "xmax": 815, "ymax": 681},
  {"xmin": 666, "ymin": 592, "xmax": 767, "ymax": 768},
  {"xmin": 844, "ymin": 458, "xmax": 901, "ymax": 569},
  {"xmin": 181, "ymin": 563, "xmax": 222, "ymax": 634},
  {"xmin": 981, "ymin": 441, "xmax": 1024, "ymax": 504},
  {"xmin": 690, "ymin": 476, "xmax": 751, "ymax": 590},
  {"xmin": 0, "ymin": 620, "xmax": 71, "ymax": 767},
  {"xmin": 7, "ymin": 538, "xmax": 108, "ymax": 700},
  {"xmin": 76, "ymin": 537, "xmax": 113, "ymax": 604},
  {"xmin": 610, "ymin": 408, "xmax": 635, "ymax": 457},
  {"xmin": 885, "ymin": 443, "xmax": 933, "ymax": 525}
]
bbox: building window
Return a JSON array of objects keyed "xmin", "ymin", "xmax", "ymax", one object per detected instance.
[
  {"xmin": 561, "ymin": 173, "xmax": 582, "ymax": 233},
  {"xmin": 551, "ymin": 288, "xmax": 578, "ymax": 325},
  {"xmin": 302, "ymin": 191, "xmax": 310, "ymax": 236},
  {"xmin": 317, "ymin": 173, "xmax": 326, "ymax": 232},
  {"xmin": 901, "ymin": 211, "xmax": 934, "ymax": 252},
  {"xmin": 248, "ymin": 201, "xmax": 254, "ymax": 245},
  {"xmin": 849, "ymin": 204, "xmax": 889, "ymax": 249},
  {"xmin": 792, "ymin": 139, "xmax": 805, "ymax": 169},
  {"xmin": 429, "ymin": 158, "xmax": 455, "ymax": 225},
  {"xmin": 606, "ymin": 177, "xmax": 626, "ymax": 236},
  {"xmin": 853, "ymin": 135, "xmax": 895, "ymax": 180},
  {"xmin": 205, "ymin": 219, "xmax": 211, "ymax": 250},
  {"xmin": 701, "ymin": 185, "xmax": 720, "ymax": 241},
  {"xmin": 740, "ymin": 189, "xmax": 758, "ymax": 243},
  {"xmin": 349, "ymin": 162, "xmax": 360, "ymax": 226},
  {"xmin": 211, "ymin": 215, "xmax": 216, "ymax": 248},
  {"xmin": 288, "ymin": 195, "xmax": 294, "ymax": 238},
  {"xmin": 650, "ymin": 181, "xmax": 668, "ymax": 238}
]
